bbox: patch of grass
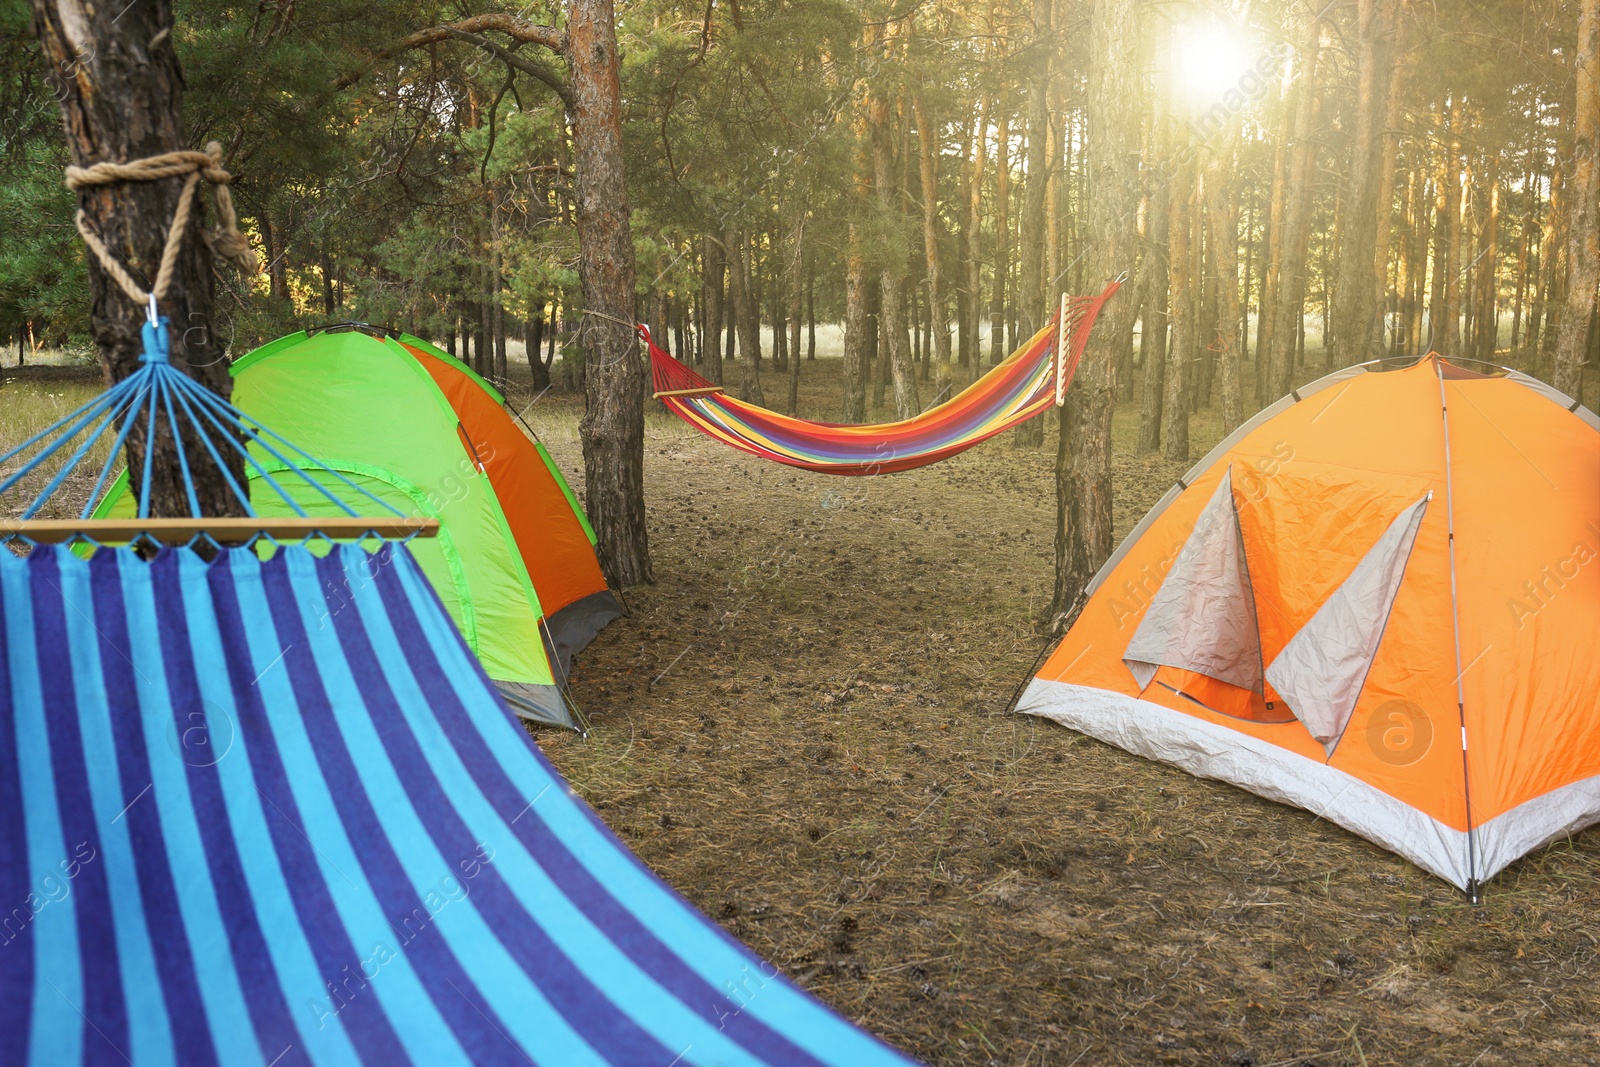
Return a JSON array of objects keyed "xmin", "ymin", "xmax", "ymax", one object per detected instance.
[{"xmin": 0, "ymin": 377, "xmax": 119, "ymax": 521}]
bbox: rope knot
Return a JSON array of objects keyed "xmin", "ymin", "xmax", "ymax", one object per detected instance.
[{"xmin": 65, "ymin": 139, "xmax": 258, "ymax": 308}]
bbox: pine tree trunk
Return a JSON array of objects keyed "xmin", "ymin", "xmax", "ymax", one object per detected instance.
[
  {"xmin": 264, "ymin": 211, "xmax": 291, "ymax": 301},
  {"xmin": 1513, "ymin": 162, "xmax": 1536, "ymax": 354},
  {"xmin": 956, "ymin": 113, "xmax": 975, "ymax": 373},
  {"xmin": 1014, "ymin": 0, "xmax": 1053, "ymax": 447},
  {"xmin": 990, "ymin": 106, "xmax": 1011, "ymax": 366},
  {"xmin": 1204, "ymin": 141, "xmax": 1245, "ymax": 432},
  {"xmin": 30, "ymin": 0, "xmax": 247, "ymax": 519},
  {"xmin": 1137, "ymin": 160, "xmax": 1170, "ymax": 454},
  {"xmin": 1256, "ymin": 85, "xmax": 1290, "ymax": 406},
  {"xmin": 771, "ymin": 255, "xmax": 788, "ymax": 374},
  {"xmin": 322, "ymin": 247, "xmax": 338, "ymax": 317},
  {"xmin": 1163, "ymin": 153, "xmax": 1196, "ymax": 462},
  {"xmin": 478, "ymin": 286, "xmax": 492, "ymax": 376},
  {"xmin": 873, "ymin": 283, "xmax": 891, "ymax": 409},
  {"xmin": 843, "ymin": 227, "xmax": 869, "ymax": 421},
  {"xmin": 548, "ymin": 306, "xmax": 561, "ymax": 379},
  {"xmin": 807, "ymin": 261, "xmax": 816, "ymax": 360},
  {"xmin": 703, "ymin": 235, "xmax": 726, "ymax": 384},
  {"xmin": 1532, "ymin": 160, "xmax": 1562, "ymax": 359},
  {"xmin": 1049, "ymin": 0, "xmax": 1139, "ymax": 631},
  {"xmin": 787, "ymin": 211, "xmax": 804, "ymax": 415},
  {"xmin": 1476, "ymin": 162, "xmax": 1501, "ymax": 359},
  {"xmin": 1555, "ymin": 0, "xmax": 1599, "ymax": 402},
  {"xmin": 491, "ymin": 192, "xmax": 508, "ymax": 382},
  {"xmin": 728, "ymin": 228, "xmax": 764, "ymax": 404},
  {"xmin": 1441, "ymin": 102, "xmax": 1465, "ymax": 355},
  {"xmin": 1017, "ymin": 0, "xmax": 1052, "ymax": 338},
  {"xmin": 569, "ymin": 0, "xmax": 650, "ymax": 586},
  {"xmin": 913, "ymin": 90, "xmax": 953, "ymax": 392},
  {"xmin": 769, "ymin": 230, "xmax": 787, "ymax": 373},
  {"xmin": 1370, "ymin": 30, "xmax": 1406, "ymax": 357},
  {"xmin": 869, "ymin": 82, "xmax": 920, "ymax": 418},
  {"xmin": 964, "ymin": 95, "xmax": 989, "ymax": 372},
  {"xmin": 652, "ymin": 282, "xmax": 671, "ymax": 357},
  {"xmin": 1331, "ymin": 0, "xmax": 1398, "ymax": 367},
  {"xmin": 1267, "ymin": 15, "xmax": 1322, "ymax": 398},
  {"xmin": 1408, "ymin": 174, "xmax": 1429, "ymax": 355},
  {"xmin": 529, "ymin": 307, "xmax": 550, "ymax": 390}
]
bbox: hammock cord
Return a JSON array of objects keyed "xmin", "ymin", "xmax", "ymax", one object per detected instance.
[
  {"xmin": 1, "ymin": 154, "xmax": 394, "ymax": 523},
  {"xmin": 64, "ymin": 141, "xmax": 257, "ymax": 307}
]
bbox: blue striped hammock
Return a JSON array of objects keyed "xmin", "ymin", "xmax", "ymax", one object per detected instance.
[{"xmin": 0, "ymin": 536, "xmax": 918, "ymax": 1065}]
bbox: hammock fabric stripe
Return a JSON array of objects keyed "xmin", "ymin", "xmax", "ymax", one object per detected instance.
[
  {"xmin": 0, "ymin": 541, "xmax": 919, "ymax": 1067},
  {"xmin": 649, "ymin": 282, "xmax": 1120, "ymax": 475}
]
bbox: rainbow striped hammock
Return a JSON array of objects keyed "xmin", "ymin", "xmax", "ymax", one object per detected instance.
[{"xmin": 648, "ymin": 281, "xmax": 1122, "ymax": 475}]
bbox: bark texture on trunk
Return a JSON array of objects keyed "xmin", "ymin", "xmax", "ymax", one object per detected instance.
[
  {"xmin": 1049, "ymin": 0, "xmax": 1139, "ymax": 631},
  {"xmin": 569, "ymin": 0, "xmax": 651, "ymax": 586},
  {"xmin": 490, "ymin": 191, "xmax": 507, "ymax": 382},
  {"xmin": 1162, "ymin": 155, "xmax": 1196, "ymax": 462},
  {"xmin": 786, "ymin": 209, "xmax": 805, "ymax": 415},
  {"xmin": 1442, "ymin": 111, "xmax": 1466, "ymax": 357},
  {"xmin": 1014, "ymin": 0, "xmax": 1053, "ymax": 447},
  {"xmin": 728, "ymin": 229, "xmax": 764, "ymax": 405},
  {"xmin": 529, "ymin": 306, "xmax": 550, "ymax": 390},
  {"xmin": 1256, "ymin": 83, "xmax": 1289, "ymax": 406},
  {"xmin": 1266, "ymin": 16, "xmax": 1322, "ymax": 399},
  {"xmin": 1202, "ymin": 132, "xmax": 1244, "ymax": 431},
  {"xmin": 1330, "ymin": 0, "xmax": 1398, "ymax": 367},
  {"xmin": 990, "ymin": 106, "xmax": 1011, "ymax": 365},
  {"xmin": 1556, "ymin": 0, "xmax": 1599, "ymax": 402},
  {"xmin": 1138, "ymin": 124, "xmax": 1170, "ymax": 454},
  {"xmin": 843, "ymin": 230, "xmax": 869, "ymax": 421},
  {"xmin": 31, "ymin": 0, "xmax": 247, "ymax": 519},
  {"xmin": 912, "ymin": 91, "xmax": 953, "ymax": 391},
  {"xmin": 869, "ymin": 83, "xmax": 920, "ymax": 418},
  {"xmin": 963, "ymin": 95, "xmax": 989, "ymax": 371},
  {"xmin": 702, "ymin": 235, "xmax": 726, "ymax": 385}
]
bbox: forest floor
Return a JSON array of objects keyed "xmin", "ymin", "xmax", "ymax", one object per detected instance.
[{"xmin": 5, "ymin": 353, "xmax": 1599, "ymax": 1067}]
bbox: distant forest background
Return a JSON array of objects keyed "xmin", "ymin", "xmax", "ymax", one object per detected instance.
[{"xmin": 3, "ymin": 0, "xmax": 1594, "ymax": 433}]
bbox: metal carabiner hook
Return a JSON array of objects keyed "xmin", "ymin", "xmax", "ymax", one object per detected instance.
[{"xmin": 147, "ymin": 292, "xmax": 159, "ymax": 327}]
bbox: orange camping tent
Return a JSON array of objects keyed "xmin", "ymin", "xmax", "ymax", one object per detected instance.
[{"xmin": 1018, "ymin": 355, "xmax": 1599, "ymax": 897}]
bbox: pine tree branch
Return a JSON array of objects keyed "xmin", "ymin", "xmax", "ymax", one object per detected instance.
[
  {"xmin": 439, "ymin": 27, "xmax": 575, "ymax": 110},
  {"xmin": 396, "ymin": 14, "xmax": 566, "ymax": 55},
  {"xmin": 334, "ymin": 14, "xmax": 569, "ymax": 99}
]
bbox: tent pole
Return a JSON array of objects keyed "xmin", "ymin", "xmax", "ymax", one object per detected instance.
[{"xmin": 1436, "ymin": 357, "xmax": 1480, "ymax": 903}]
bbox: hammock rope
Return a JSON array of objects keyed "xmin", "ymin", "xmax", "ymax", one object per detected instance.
[
  {"xmin": 648, "ymin": 280, "xmax": 1121, "ymax": 475},
  {"xmin": 65, "ymin": 141, "xmax": 257, "ymax": 305},
  {"xmin": 3, "ymin": 155, "xmax": 384, "ymax": 539}
]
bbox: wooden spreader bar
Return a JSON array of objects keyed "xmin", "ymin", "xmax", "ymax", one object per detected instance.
[
  {"xmin": 653, "ymin": 386, "xmax": 726, "ymax": 399},
  {"xmin": 0, "ymin": 517, "xmax": 440, "ymax": 544}
]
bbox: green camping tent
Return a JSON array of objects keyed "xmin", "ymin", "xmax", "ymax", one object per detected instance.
[{"xmin": 94, "ymin": 324, "xmax": 619, "ymax": 728}]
